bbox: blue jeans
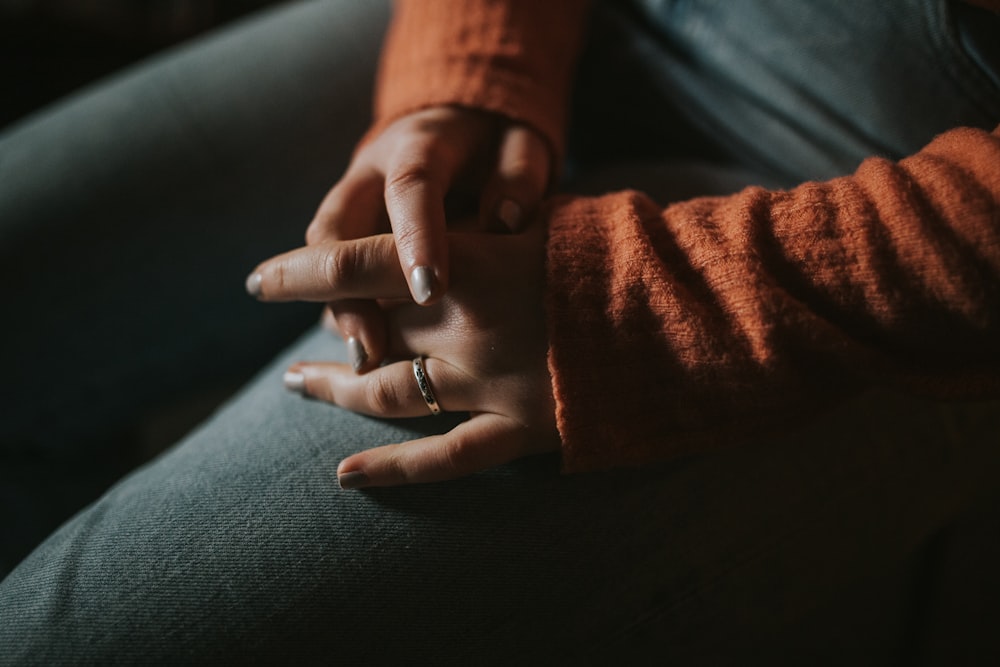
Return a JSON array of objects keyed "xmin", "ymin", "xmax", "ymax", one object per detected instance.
[{"xmin": 1, "ymin": 0, "xmax": 998, "ymax": 663}]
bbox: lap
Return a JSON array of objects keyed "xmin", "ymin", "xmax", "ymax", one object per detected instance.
[
  {"xmin": 571, "ymin": 0, "xmax": 1000, "ymax": 184},
  {"xmin": 0, "ymin": 0, "xmax": 389, "ymax": 453},
  {"xmin": 3, "ymin": 326, "xmax": 999, "ymax": 663},
  {"xmin": 0, "ymin": 0, "xmax": 389, "ymax": 597}
]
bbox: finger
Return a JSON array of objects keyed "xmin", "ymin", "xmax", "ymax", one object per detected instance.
[
  {"xmin": 246, "ymin": 235, "xmax": 409, "ymax": 302},
  {"xmin": 305, "ymin": 166, "xmax": 386, "ymax": 245},
  {"xmin": 382, "ymin": 140, "xmax": 456, "ymax": 305},
  {"xmin": 285, "ymin": 357, "xmax": 475, "ymax": 417},
  {"xmin": 336, "ymin": 414, "xmax": 533, "ymax": 488},
  {"xmin": 328, "ymin": 299, "xmax": 387, "ymax": 372},
  {"xmin": 480, "ymin": 124, "xmax": 551, "ymax": 232}
]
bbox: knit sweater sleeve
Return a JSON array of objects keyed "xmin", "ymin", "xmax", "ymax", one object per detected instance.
[
  {"xmin": 366, "ymin": 0, "xmax": 588, "ymax": 161},
  {"xmin": 545, "ymin": 125, "xmax": 1000, "ymax": 473}
]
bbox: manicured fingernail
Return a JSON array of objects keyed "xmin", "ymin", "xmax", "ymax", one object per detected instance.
[
  {"xmin": 283, "ymin": 370, "xmax": 306, "ymax": 394},
  {"xmin": 347, "ymin": 336, "xmax": 367, "ymax": 372},
  {"xmin": 410, "ymin": 266, "xmax": 436, "ymax": 304},
  {"xmin": 496, "ymin": 198, "xmax": 523, "ymax": 232},
  {"xmin": 245, "ymin": 272, "xmax": 263, "ymax": 297},
  {"xmin": 338, "ymin": 470, "xmax": 369, "ymax": 490}
]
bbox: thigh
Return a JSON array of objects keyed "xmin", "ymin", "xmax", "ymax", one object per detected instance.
[
  {"xmin": 571, "ymin": 0, "xmax": 1000, "ymax": 185},
  {"xmin": 0, "ymin": 0, "xmax": 389, "ymax": 601},
  {"xmin": 0, "ymin": 0, "xmax": 390, "ymax": 453},
  {"xmin": 2, "ymin": 323, "xmax": 999, "ymax": 664}
]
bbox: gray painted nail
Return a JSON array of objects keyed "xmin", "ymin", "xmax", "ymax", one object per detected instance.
[
  {"xmin": 245, "ymin": 272, "xmax": 263, "ymax": 297},
  {"xmin": 338, "ymin": 471, "xmax": 370, "ymax": 490},
  {"xmin": 283, "ymin": 371, "xmax": 306, "ymax": 394},
  {"xmin": 347, "ymin": 337, "xmax": 368, "ymax": 372},
  {"xmin": 411, "ymin": 266, "xmax": 436, "ymax": 304},
  {"xmin": 496, "ymin": 198, "xmax": 523, "ymax": 232}
]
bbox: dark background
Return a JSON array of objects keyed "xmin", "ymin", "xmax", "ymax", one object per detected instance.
[
  {"xmin": 0, "ymin": 0, "xmax": 299, "ymax": 507},
  {"xmin": 1, "ymin": 0, "xmax": 288, "ymax": 130},
  {"xmin": 0, "ymin": 0, "xmax": 298, "ymax": 575}
]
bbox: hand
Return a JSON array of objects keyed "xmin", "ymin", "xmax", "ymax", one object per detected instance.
[
  {"xmin": 300, "ymin": 106, "xmax": 551, "ymax": 373},
  {"xmin": 307, "ymin": 106, "xmax": 551, "ymax": 298},
  {"xmin": 247, "ymin": 227, "xmax": 559, "ymax": 488}
]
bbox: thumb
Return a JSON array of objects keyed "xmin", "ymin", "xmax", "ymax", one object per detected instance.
[{"xmin": 481, "ymin": 124, "xmax": 552, "ymax": 233}]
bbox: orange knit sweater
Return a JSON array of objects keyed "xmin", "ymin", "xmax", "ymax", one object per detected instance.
[{"xmin": 373, "ymin": 0, "xmax": 1000, "ymax": 472}]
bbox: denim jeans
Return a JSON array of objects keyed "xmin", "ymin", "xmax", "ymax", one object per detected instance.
[
  {"xmin": 1, "ymin": 0, "xmax": 998, "ymax": 663},
  {"xmin": 571, "ymin": 0, "xmax": 1000, "ymax": 184}
]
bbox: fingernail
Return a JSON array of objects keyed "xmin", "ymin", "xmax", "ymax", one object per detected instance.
[
  {"xmin": 283, "ymin": 370, "xmax": 306, "ymax": 394},
  {"xmin": 338, "ymin": 470, "xmax": 370, "ymax": 490},
  {"xmin": 411, "ymin": 266, "xmax": 436, "ymax": 304},
  {"xmin": 496, "ymin": 198, "xmax": 523, "ymax": 232},
  {"xmin": 347, "ymin": 336, "xmax": 368, "ymax": 372},
  {"xmin": 245, "ymin": 272, "xmax": 263, "ymax": 298}
]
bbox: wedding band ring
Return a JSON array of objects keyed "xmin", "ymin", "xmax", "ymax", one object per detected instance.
[{"xmin": 412, "ymin": 356, "xmax": 441, "ymax": 416}]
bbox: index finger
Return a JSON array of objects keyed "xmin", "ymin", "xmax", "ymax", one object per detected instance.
[
  {"xmin": 246, "ymin": 235, "xmax": 410, "ymax": 302},
  {"xmin": 383, "ymin": 145, "xmax": 453, "ymax": 305}
]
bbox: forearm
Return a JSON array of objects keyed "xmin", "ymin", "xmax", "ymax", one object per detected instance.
[{"xmin": 546, "ymin": 125, "xmax": 1000, "ymax": 472}]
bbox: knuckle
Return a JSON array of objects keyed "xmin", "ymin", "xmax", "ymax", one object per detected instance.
[
  {"xmin": 441, "ymin": 436, "xmax": 475, "ymax": 476},
  {"xmin": 321, "ymin": 244, "xmax": 357, "ymax": 290},
  {"xmin": 355, "ymin": 236, "xmax": 386, "ymax": 272},
  {"xmin": 273, "ymin": 261, "xmax": 287, "ymax": 292},
  {"xmin": 365, "ymin": 373, "xmax": 402, "ymax": 414},
  {"xmin": 382, "ymin": 450, "xmax": 412, "ymax": 485},
  {"xmin": 384, "ymin": 162, "xmax": 437, "ymax": 201},
  {"xmin": 385, "ymin": 138, "xmax": 450, "ymax": 190},
  {"xmin": 419, "ymin": 141, "xmax": 452, "ymax": 167},
  {"xmin": 391, "ymin": 221, "xmax": 430, "ymax": 251}
]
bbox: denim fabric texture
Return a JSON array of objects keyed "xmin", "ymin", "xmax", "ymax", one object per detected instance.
[
  {"xmin": 1, "ymin": 0, "xmax": 999, "ymax": 663},
  {"xmin": 571, "ymin": 0, "xmax": 1000, "ymax": 183}
]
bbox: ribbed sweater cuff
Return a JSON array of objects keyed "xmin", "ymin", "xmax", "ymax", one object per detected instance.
[{"xmin": 545, "ymin": 126, "xmax": 1000, "ymax": 473}]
